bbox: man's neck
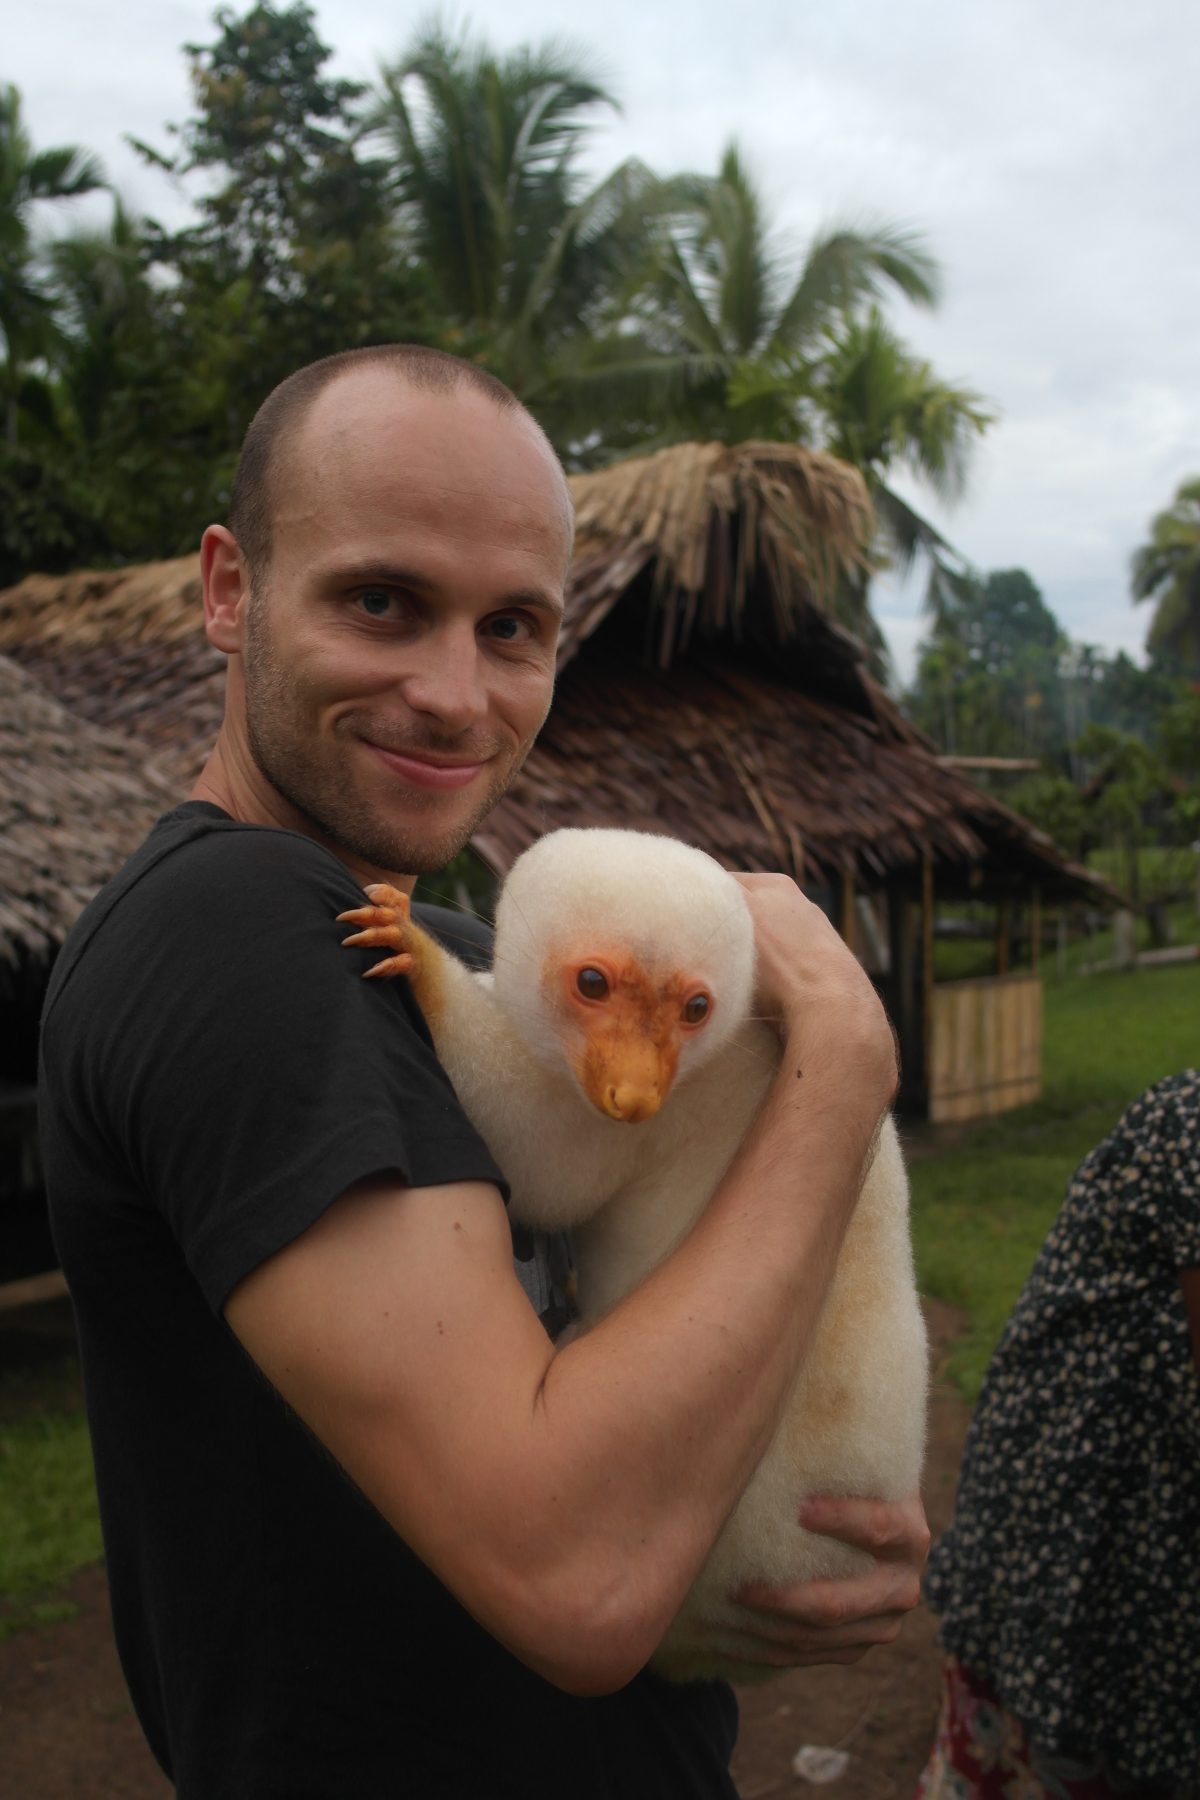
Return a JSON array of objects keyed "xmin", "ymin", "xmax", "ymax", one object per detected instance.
[{"xmin": 189, "ymin": 736, "xmax": 417, "ymax": 897}]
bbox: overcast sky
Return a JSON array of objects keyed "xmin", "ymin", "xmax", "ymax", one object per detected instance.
[{"xmin": 10, "ymin": 0, "xmax": 1199, "ymax": 681}]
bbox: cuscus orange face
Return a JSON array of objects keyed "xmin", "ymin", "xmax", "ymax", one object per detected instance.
[{"xmin": 550, "ymin": 948, "xmax": 715, "ymax": 1123}]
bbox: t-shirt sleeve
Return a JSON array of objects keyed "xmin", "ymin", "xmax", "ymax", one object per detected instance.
[{"xmin": 64, "ymin": 827, "xmax": 507, "ymax": 1312}]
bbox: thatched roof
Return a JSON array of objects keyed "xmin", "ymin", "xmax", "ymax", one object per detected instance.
[
  {"xmin": 0, "ymin": 553, "xmax": 203, "ymax": 650},
  {"xmin": 483, "ymin": 443, "xmax": 1107, "ymax": 903},
  {"xmin": 0, "ymin": 654, "xmax": 178, "ymax": 972},
  {"xmin": 0, "ymin": 439, "xmax": 1111, "ymax": 960},
  {"xmin": 0, "ymin": 553, "xmax": 221, "ymax": 782},
  {"xmin": 477, "ymin": 653, "xmax": 1103, "ymax": 900},
  {"xmin": 563, "ymin": 440, "xmax": 873, "ymax": 662}
]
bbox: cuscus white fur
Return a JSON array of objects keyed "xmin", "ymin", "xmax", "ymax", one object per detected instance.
[{"xmin": 339, "ymin": 826, "xmax": 927, "ymax": 1683}]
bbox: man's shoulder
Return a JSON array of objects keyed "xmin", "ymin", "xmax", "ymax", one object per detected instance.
[
  {"xmin": 136, "ymin": 801, "xmax": 359, "ymax": 893},
  {"xmin": 94, "ymin": 801, "xmax": 360, "ymax": 916},
  {"xmin": 44, "ymin": 803, "xmax": 367, "ymax": 1028}
]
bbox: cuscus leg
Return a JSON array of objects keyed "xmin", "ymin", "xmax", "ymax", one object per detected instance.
[{"xmin": 337, "ymin": 883, "xmax": 415, "ymax": 980}]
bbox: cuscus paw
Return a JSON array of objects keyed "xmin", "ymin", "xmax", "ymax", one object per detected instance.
[{"xmin": 337, "ymin": 883, "xmax": 415, "ymax": 980}]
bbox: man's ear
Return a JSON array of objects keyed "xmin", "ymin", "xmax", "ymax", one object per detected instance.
[{"xmin": 201, "ymin": 525, "xmax": 251, "ymax": 654}]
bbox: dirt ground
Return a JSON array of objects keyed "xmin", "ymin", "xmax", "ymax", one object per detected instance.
[{"xmin": 0, "ymin": 1299, "xmax": 969, "ymax": 1800}]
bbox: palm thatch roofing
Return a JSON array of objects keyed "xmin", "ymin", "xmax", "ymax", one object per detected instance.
[
  {"xmin": 0, "ymin": 439, "xmax": 1110, "ymax": 979},
  {"xmin": 0, "ymin": 654, "xmax": 178, "ymax": 977},
  {"xmin": 0, "ymin": 555, "xmax": 220, "ymax": 782}
]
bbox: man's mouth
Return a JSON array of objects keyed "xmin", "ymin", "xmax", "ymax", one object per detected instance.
[{"xmin": 364, "ymin": 741, "xmax": 491, "ymax": 791}]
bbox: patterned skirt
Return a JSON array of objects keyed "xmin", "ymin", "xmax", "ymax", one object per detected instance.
[{"xmin": 914, "ymin": 1657, "xmax": 1191, "ymax": 1800}]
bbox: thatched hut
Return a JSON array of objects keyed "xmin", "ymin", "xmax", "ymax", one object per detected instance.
[
  {"xmin": 0, "ymin": 654, "xmax": 179, "ymax": 1280},
  {"xmin": 0, "ymin": 557, "xmax": 221, "ymax": 782},
  {"xmin": 0, "ymin": 440, "xmax": 1111, "ymax": 1129}
]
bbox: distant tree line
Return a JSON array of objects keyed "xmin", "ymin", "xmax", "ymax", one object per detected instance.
[
  {"xmin": 904, "ymin": 562, "xmax": 1200, "ymax": 905},
  {"xmin": 1, "ymin": 0, "xmax": 990, "ymax": 643},
  {"xmin": 4, "ymin": 0, "xmax": 1196, "ymax": 865}
]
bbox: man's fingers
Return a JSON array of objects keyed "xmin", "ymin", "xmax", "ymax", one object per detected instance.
[
  {"xmin": 709, "ymin": 1610, "xmax": 906, "ymax": 1669},
  {"xmin": 736, "ymin": 1563, "xmax": 921, "ymax": 1629},
  {"xmin": 798, "ymin": 1492, "xmax": 931, "ymax": 1566}
]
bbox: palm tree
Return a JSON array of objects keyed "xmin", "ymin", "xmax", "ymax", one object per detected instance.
[
  {"xmin": 0, "ymin": 83, "xmax": 104, "ymax": 443},
  {"xmin": 365, "ymin": 25, "xmax": 664, "ymax": 413},
  {"xmin": 1131, "ymin": 476, "xmax": 1200, "ymax": 677},
  {"xmin": 596, "ymin": 144, "xmax": 989, "ymax": 664},
  {"xmin": 580, "ymin": 141, "xmax": 941, "ymax": 449},
  {"xmin": 803, "ymin": 307, "xmax": 993, "ymax": 650}
]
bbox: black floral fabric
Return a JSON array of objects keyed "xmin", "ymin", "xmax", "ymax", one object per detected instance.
[{"xmin": 925, "ymin": 1070, "xmax": 1200, "ymax": 1792}]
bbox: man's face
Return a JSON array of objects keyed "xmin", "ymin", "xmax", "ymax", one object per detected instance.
[{"xmin": 235, "ymin": 376, "xmax": 571, "ymax": 878}]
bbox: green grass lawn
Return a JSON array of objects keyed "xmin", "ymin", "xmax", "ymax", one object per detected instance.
[
  {"xmin": 0, "ymin": 1347, "xmax": 100, "ymax": 1641},
  {"xmin": 910, "ymin": 959, "xmax": 1200, "ymax": 1399},
  {"xmin": 931, "ymin": 840, "xmax": 1200, "ymax": 986}
]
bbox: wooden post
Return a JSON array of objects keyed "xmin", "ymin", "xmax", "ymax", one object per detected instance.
[
  {"xmin": 887, "ymin": 884, "xmax": 920, "ymax": 1112},
  {"xmin": 1030, "ymin": 886, "xmax": 1041, "ymax": 976},
  {"xmin": 840, "ymin": 868, "xmax": 856, "ymax": 949},
  {"xmin": 922, "ymin": 851, "xmax": 935, "ymax": 1094},
  {"xmin": 996, "ymin": 897, "xmax": 1011, "ymax": 976}
]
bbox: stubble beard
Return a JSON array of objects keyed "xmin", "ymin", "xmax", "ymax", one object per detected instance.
[{"xmin": 242, "ymin": 602, "xmax": 527, "ymax": 876}]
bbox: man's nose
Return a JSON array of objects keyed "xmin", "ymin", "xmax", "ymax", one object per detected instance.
[{"xmin": 401, "ymin": 624, "xmax": 488, "ymax": 732}]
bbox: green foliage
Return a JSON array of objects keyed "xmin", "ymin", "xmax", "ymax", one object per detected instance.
[
  {"xmin": 137, "ymin": 1, "xmax": 424, "ymax": 453},
  {"xmin": 908, "ymin": 567, "xmax": 1068, "ymax": 757},
  {"xmin": 1072, "ymin": 646, "xmax": 1179, "ymax": 746},
  {"xmin": 574, "ymin": 141, "xmax": 988, "ymax": 658},
  {"xmin": 1073, "ymin": 723, "xmax": 1180, "ymax": 901},
  {"xmin": 0, "ymin": 1411, "xmax": 100, "ymax": 1597},
  {"xmin": 168, "ymin": 1, "xmax": 379, "ymax": 287},
  {"xmin": 0, "ymin": 1365, "xmax": 101, "ymax": 1628},
  {"xmin": 1131, "ymin": 475, "xmax": 1200, "ymax": 678},
  {"xmin": 0, "ymin": 6, "xmax": 443, "ymax": 578},
  {"xmin": 0, "ymin": 13, "xmax": 985, "ymax": 625},
  {"xmin": 0, "ymin": 80, "xmax": 105, "ymax": 460},
  {"xmin": 367, "ymin": 20, "xmax": 626, "ymax": 392},
  {"xmin": 1159, "ymin": 688, "xmax": 1200, "ymax": 782},
  {"xmin": 911, "ymin": 959, "xmax": 1200, "ymax": 1397},
  {"xmin": 0, "ymin": 441, "xmax": 109, "ymax": 586},
  {"xmin": 731, "ymin": 305, "xmax": 993, "ymax": 664},
  {"xmin": 1004, "ymin": 771, "xmax": 1089, "ymax": 859}
]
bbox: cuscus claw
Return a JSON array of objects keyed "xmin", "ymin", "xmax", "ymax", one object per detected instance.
[
  {"xmin": 337, "ymin": 911, "xmax": 401, "ymax": 935},
  {"xmin": 361, "ymin": 953, "xmax": 414, "ymax": 980},
  {"xmin": 337, "ymin": 883, "xmax": 414, "ymax": 980}
]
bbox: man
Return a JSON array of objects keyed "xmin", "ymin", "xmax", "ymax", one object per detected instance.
[{"xmin": 41, "ymin": 345, "xmax": 927, "ymax": 1799}]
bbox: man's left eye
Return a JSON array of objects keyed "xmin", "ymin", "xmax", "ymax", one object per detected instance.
[
  {"xmin": 357, "ymin": 590, "xmax": 394, "ymax": 618},
  {"xmin": 486, "ymin": 615, "xmax": 530, "ymax": 642}
]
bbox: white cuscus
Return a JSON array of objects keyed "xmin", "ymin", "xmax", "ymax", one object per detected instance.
[{"xmin": 411, "ymin": 827, "xmax": 928, "ymax": 1683}]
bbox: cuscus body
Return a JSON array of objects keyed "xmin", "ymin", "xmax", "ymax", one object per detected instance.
[{"xmin": 340, "ymin": 827, "xmax": 927, "ymax": 1683}]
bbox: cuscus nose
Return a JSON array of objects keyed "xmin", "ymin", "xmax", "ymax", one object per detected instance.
[{"xmin": 601, "ymin": 1082, "xmax": 664, "ymax": 1124}]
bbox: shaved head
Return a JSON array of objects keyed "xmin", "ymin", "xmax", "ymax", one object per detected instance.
[{"xmin": 228, "ymin": 344, "xmax": 570, "ymax": 578}]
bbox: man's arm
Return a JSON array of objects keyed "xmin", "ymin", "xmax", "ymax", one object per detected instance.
[{"xmin": 227, "ymin": 875, "xmax": 902, "ymax": 1695}]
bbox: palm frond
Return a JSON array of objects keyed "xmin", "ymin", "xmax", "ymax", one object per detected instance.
[{"xmin": 770, "ymin": 223, "xmax": 939, "ymax": 353}]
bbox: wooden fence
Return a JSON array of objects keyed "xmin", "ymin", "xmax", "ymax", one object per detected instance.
[{"xmin": 927, "ymin": 972, "xmax": 1043, "ymax": 1123}]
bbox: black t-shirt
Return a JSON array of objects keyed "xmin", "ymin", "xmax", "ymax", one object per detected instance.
[{"xmin": 40, "ymin": 802, "xmax": 738, "ymax": 1799}]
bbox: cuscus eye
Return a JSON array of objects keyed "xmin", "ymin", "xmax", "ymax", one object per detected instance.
[
  {"xmin": 576, "ymin": 967, "xmax": 610, "ymax": 1001},
  {"xmin": 682, "ymin": 993, "xmax": 711, "ymax": 1026}
]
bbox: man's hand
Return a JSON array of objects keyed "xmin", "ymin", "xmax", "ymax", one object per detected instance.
[
  {"xmin": 733, "ymin": 873, "xmax": 899, "ymax": 1109},
  {"xmin": 712, "ymin": 1493, "xmax": 931, "ymax": 1673}
]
